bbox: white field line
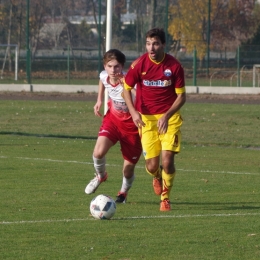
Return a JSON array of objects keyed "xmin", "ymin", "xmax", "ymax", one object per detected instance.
[
  {"xmin": 1, "ymin": 212, "xmax": 260, "ymax": 225},
  {"xmin": 0, "ymin": 155, "xmax": 259, "ymax": 176}
]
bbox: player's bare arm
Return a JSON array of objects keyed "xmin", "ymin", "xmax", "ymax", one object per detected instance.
[
  {"xmin": 123, "ymin": 88, "xmax": 145, "ymax": 128},
  {"xmin": 157, "ymin": 92, "xmax": 186, "ymax": 134},
  {"xmin": 94, "ymin": 80, "xmax": 105, "ymax": 117}
]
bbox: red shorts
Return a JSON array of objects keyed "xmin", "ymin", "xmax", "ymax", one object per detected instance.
[{"xmin": 98, "ymin": 110, "xmax": 142, "ymax": 164}]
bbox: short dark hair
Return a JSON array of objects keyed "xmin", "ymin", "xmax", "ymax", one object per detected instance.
[
  {"xmin": 103, "ymin": 49, "xmax": 126, "ymax": 66},
  {"xmin": 145, "ymin": 28, "xmax": 166, "ymax": 44}
]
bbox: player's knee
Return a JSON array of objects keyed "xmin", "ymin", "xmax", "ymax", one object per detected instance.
[
  {"xmin": 162, "ymin": 165, "xmax": 175, "ymax": 174},
  {"xmin": 93, "ymin": 150, "xmax": 105, "ymax": 159},
  {"xmin": 145, "ymin": 160, "xmax": 159, "ymax": 174}
]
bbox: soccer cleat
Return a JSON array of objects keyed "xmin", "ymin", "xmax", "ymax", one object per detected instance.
[
  {"xmin": 115, "ymin": 192, "xmax": 127, "ymax": 203},
  {"xmin": 153, "ymin": 177, "xmax": 163, "ymax": 195},
  {"xmin": 160, "ymin": 199, "xmax": 171, "ymax": 211},
  {"xmin": 85, "ymin": 172, "xmax": 108, "ymax": 194}
]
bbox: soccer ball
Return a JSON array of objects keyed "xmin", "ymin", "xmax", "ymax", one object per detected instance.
[{"xmin": 90, "ymin": 194, "xmax": 116, "ymax": 220}]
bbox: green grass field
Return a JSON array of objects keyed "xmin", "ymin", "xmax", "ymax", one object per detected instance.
[{"xmin": 0, "ymin": 98, "xmax": 259, "ymax": 259}]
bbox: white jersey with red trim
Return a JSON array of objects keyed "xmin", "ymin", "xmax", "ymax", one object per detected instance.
[{"xmin": 100, "ymin": 70, "xmax": 133, "ymax": 119}]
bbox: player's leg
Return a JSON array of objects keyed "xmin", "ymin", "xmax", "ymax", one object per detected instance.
[
  {"xmin": 116, "ymin": 129, "xmax": 142, "ymax": 203},
  {"xmin": 116, "ymin": 160, "xmax": 136, "ymax": 203},
  {"xmin": 145, "ymin": 156, "xmax": 163, "ymax": 196},
  {"xmin": 160, "ymin": 151, "xmax": 176, "ymax": 211},
  {"xmin": 140, "ymin": 114, "xmax": 162, "ymax": 196},
  {"xmin": 85, "ymin": 136, "xmax": 114, "ymax": 194},
  {"xmin": 159, "ymin": 114, "xmax": 182, "ymax": 211},
  {"xmin": 93, "ymin": 136, "xmax": 114, "ymax": 175}
]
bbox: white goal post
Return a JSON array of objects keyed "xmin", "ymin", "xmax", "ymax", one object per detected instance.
[
  {"xmin": 0, "ymin": 44, "xmax": 18, "ymax": 81},
  {"xmin": 253, "ymin": 64, "xmax": 260, "ymax": 88}
]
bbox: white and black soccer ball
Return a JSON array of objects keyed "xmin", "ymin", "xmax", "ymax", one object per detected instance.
[{"xmin": 90, "ymin": 194, "xmax": 116, "ymax": 220}]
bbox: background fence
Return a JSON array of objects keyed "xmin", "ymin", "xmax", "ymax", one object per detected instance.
[{"xmin": 1, "ymin": 45, "xmax": 260, "ymax": 87}]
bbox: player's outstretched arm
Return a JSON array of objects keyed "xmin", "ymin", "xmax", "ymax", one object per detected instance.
[{"xmin": 94, "ymin": 80, "xmax": 105, "ymax": 117}]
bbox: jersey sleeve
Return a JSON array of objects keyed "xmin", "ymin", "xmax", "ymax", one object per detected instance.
[
  {"xmin": 124, "ymin": 81, "xmax": 133, "ymax": 91},
  {"xmin": 99, "ymin": 70, "xmax": 107, "ymax": 84},
  {"xmin": 176, "ymin": 86, "xmax": 186, "ymax": 94},
  {"xmin": 174, "ymin": 64, "xmax": 185, "ymax": 90},
  {"xmin": 124, "ymin": 57, "xmax": 142, "ymax": 91}
]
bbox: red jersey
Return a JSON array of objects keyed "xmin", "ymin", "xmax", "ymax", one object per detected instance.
[{"xmin": 124, "ymin": 53, "xmax": 185, "ymax": 115}]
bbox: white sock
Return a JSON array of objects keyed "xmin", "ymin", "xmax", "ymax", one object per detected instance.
[
  {"xmin": 93, "ymin": 155, "xmax": 106, "ymax": 177},
  {"xmin": 120, "ymin": 174, "xmax": 135, "ymax": 193}
]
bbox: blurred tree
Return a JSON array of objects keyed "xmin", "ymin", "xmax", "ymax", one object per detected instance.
[
  {"xmin": 122, "ymin": 23, "xmax": 136, "ymax": 43},
  {"xmin": 246, "ymin": 24, "xmax": 260, "ymax": 45},
  {"xmin": 0, "ymin": 1, "xmax": 9, "ymax": 42},
  {"xmin": 130, "ymin": 0, "xmax": 175, "ymax": 53},
  {"xmin": 244, "ymin": 2, "xmax": 260, "ymax": 45},
  {"xmin": 148, "ymin": 0, "xmax": 156, "ymax": 29},
  {"xmin": 0, "ymin": 0, "xmax": 24, "ymax": 72},
  {"xmin": 16, "ymin": 1, "xmax": 25, "ymax": 52},
  {"xmin": 240, "ymin": 2, "xmax": 260, "ymax": 61},
  {"xmin": 90, "ymin": 0, "xmax": 105, "ymax": 54},
  {"xmin": 168, "ymin": 0, "xmax": 260, "ymax": 62},
  {"xmin": 114, "ymin": 0, "xmax": 126, "ymax": 20},
  {"xmin": 59, "ymin": 0, "xmax": 78, "ymax": 71},
  {"xmin": 77, "ymin": 20, "xmax": 92, "ymax": 46},
  {"xmin": 30, "ymin": 0, "xmax": 49, "ymax": 61},
  {"xmin": 6, "ymin": 0, "xmax": 13, "ymax": 71}
]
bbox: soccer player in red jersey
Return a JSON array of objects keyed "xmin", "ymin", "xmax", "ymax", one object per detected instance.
[
  {"xmin": 85, "ymin": 49, "xmax": 142, "ymax": 203},
  {"xmin": 123, "ymin": 28, "xmax": 186, "ymax": 211}
]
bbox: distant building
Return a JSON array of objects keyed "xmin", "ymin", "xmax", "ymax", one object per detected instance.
[{"xmin": 68, "ymin": 13, "xmax": 137, "ymax": 25}]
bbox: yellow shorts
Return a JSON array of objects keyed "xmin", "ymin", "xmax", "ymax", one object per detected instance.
[{"xmin": 140, "ymin": 113, "xmax": 183, "ymax": 160}]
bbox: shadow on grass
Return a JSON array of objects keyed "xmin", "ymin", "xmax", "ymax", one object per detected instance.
[
  {"xmin": 0, "ymin": 131, "xmax": 97, "ymax": 140},
  {"xmin": 131, "ymin": 200, "xmax": 260, "ymax": 211}
]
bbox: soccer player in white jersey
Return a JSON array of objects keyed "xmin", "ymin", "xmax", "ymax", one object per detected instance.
[{"xmin": 85, "ymin": 49, "xmax": 142, "ymax": 203}]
